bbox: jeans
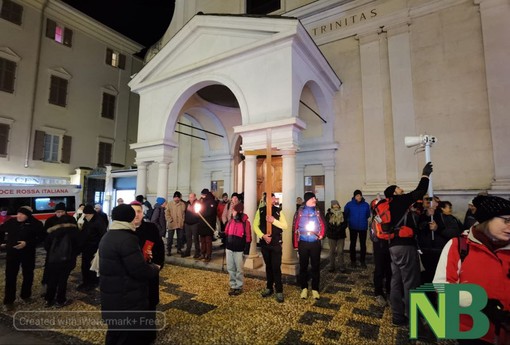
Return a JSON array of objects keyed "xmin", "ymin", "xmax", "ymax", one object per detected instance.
[
  {"xmin": 226, "ymin": 249, "xmax": 244, "ymax": 289},
  {"xmin": 328, "ymin": 238, "xmax": 345, "ymax": 270},
  {"xmin": 389, "ymin": 245, "xmax": 421, "ymax": 323},
  {"xmin": 349, "ymin": 229, "xmax": 367, "ymax": 264},
  {"xmin": 167, "ymin": 228, "xmax": 184, "ymax": 253},
  {"xmin": 184, "ymin": 223, "xmax": 200, "ymax": 255},
  {"xmin": 298, "ymin": 241, "xmax": 322, "ymax": 291}
]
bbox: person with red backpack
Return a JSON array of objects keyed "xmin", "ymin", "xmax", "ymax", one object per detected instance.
[
  {"xmin": 434, "ymin": 195, "xmax": 510, "ymax": 345},
  {"xmin": 384, "ymin": 162, "xmax": 433, "ymax": 327}
]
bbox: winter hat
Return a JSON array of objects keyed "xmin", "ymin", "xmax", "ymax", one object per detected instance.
[
  {"xmin": 55, "ymin": 202, "xmax": 66, "ymax": 211},
  {"xmin": 472, "ymin": 195, "xmax": 510, "ymax": 224},
  {"xmin": 83, "ymin": 204, "xmax": 95, "ymax": 214},
  {"xmin": 384, "ymin": 185, "xmax": 397, "ymax": 198},
  {"xmin": 233, "ymin": 202, "xmax": 244, "ymax": 213},
  {"xmin": 304, "ymin": 192, "xmax": 316, "ymax": 204},
  {"xmin": 156, "ymin": 197, "xmax": 166, "ymax": 205},
  {"xmin": 135, "ymin": 195, "xmax": 144, "ymax": 203},
  {"xmin": 173, "ymin": 191, "xmax": 182, "ymax": 199},
  {"xmin": 353, "ymin": 189, "xmax": 363, "ymax": 197},
  {"xmin": 331, "ymin": 200, "xmax": 340, "ymax": 207},
  {"xmin": 17, "ymin": 206, "xmax": 32, "ymax": 217},
  {"xmin": 201, "ymin": 188, "xmax": 209, "ymax": 195},
  {"xmin": 130, "ymin": 201, "xmax": 142, "ymax": 206},
  {"xmin": 111, "ymin": 204, "xmax": 135, "ymax": 222}
]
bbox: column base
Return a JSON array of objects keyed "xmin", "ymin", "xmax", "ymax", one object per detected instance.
[
  {"xmin": 244, "ymin": 255, "xmax": 264, "ymax": 269},
  {"xmin": 281, "ymin": 262, "xmax": 299, "ymax": 276}
]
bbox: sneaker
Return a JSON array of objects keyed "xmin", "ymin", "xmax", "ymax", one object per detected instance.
[
  {"xmin": 375, "ymin": 295, "xmax": 387, "ymax": 307},
  {"xmin": 228, "ymin": 288, "xmax": 237, "ymax": 296},
  {"xmin": 261, "ymin": 289, "xmax": 273, "ymax": 298},
  {"xmin": 193, "ymin": 254, "xmax": 200, "ymax": 259},
  {"xmin": 55, "ymin": 299, "xmax": 71, "ymax": 308},
  {"xmin": 300, "ymin": 288, "xmax": 308, "ymax": 299},
  {"xmin": 233, "ymin": 289, "xmax": 242, "ymax": 296},
  {"xmin": 312, "ymin": 290, "xmax": 320, "ymax": 300},
  {"xmin": 204, "ymin": 257, "xmax": 211, "ymax": 263},
  {"xmin": 3, "ymin": 303, "xmax": 15, "ymax": 312},
  {"xmin": 275, "ymin": 293, "xmax": 284, "ymax": 303}
]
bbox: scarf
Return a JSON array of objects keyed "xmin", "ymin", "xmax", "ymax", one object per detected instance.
[{"xmin": 329, "ymin": 208, "xmax": 344, "ymax": 226}]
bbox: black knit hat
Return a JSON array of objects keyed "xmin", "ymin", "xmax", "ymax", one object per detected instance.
[
  {"xmin": 353, "ymin": 189, "xmax": 363, "ymax": 197},
  {"xmin": 55, "ymin": 202, "xmax": 66, "ymax": 211},
  {"xmin": 201, "ymin": 188, "xmax": 209, "ymax": 195},
  {"xmin": 173, "ymin": 191, "xmax": 182, "ymax": 198},
  {"xmin": 83, "ymin": 204, "xmax": 95, "ymax": 215},
  {"xmin": 304, "ymin": 192, "xmax": 316, "ymax": 203},
  {"xmin": 111, "ymin": 204, "xmax": 135, "ymax": 222},
  {"xmin": 231, "ymin": 192, "xmax": 240, "ymax": 199},
  {"xmin": 473, "ymin": 195, "xmax": 510, "ymax": 224},
  {"xmin": 17, "ymin": 206, "xmax": 32, "ymax": 217},
  {"xmin": 384, "ymin": 185, "xmax": 397, "ymax": 198}
]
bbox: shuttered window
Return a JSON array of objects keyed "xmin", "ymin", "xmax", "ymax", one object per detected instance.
[
  {"xmin": 0, "ymin": 0, "xmax": 23, "ymax": 25},
  {"xmin": 0, "ymin": 123, "xmax": 10, "ymax": 156},
  {"xmin": 101, "ymin": 93, "xmax": 116, "ymax": 119},
  {"xmin": 46, "ymin": 18, "xmax": 73, "ymax": 47},
  {"xmin": 0, "ymin": 57, "xmax": 16, "ymax": 93},
  {"xmin": 105, "ymin": 48, "xmax": 126, "ymax": 70},
  {"xmin": 98, "ymin": 142, "xmax": 112, "ymax": 167},
  {"xmin": 49, "ymin": 75, "xmax": 68, "ymax": 107}
]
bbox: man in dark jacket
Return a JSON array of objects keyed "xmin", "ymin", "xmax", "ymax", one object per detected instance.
[
  {"xmin": 43, "ymin": 210, "xmax": 80, "ymax": 308},
  {"xmin": 197, "ymin": 189, "xmax": 217, "ymax": 262},
  {"xmin": 78, "ymin": 204, "xmax": 106, "ymax": 291},
  {"xmin": 344, "ymin": 189, "xmax": 371, "ymax": 268},
  {"xmin": 150, "ymin": 197, "xmax": 167, "ymax": 238},
  {"xmin": 99, "ymin": 204, "xmax": 160, "ymax": 345},
  {"xmin": 0, "ymin": 207, "xmax": 44, "ymax": 311},
  {"xmin": 385, "ymin": 162, "xmax": 433, "ymax": 326},
  {"xmin": 184, "ymin": 193, "xmax": 201, "ymax": 258}
]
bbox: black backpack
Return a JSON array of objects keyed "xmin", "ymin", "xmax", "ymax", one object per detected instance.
[{"xmin": 48, "ymin": 233, "xmax": 73, "ymax": 264}]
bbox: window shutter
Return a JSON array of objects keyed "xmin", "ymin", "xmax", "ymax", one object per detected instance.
[
  {"xmin": 118, "ymin": 54, "xmax": 126, "ymax": 70},
  {"xmin": 63, "ymin": 27, "xmax": 73, "ymax": 47},
  {"xmin": 46, "ymin": 18, "xmax": 56, "ymax": 39},
  {"xmin": 0, "ymin": 123, "xmax": 9, "ymax": 156},
  {"xmin": 59, "ymin": 78, "xmax": 68, "ymax": 106},
  {"xmin": 33, "ymin": 130, "xmax": 45, "ymax": 160},
  {"xmin": 105, "ymin": 48, "xmax": 113, "ymax": 65},
  {"xmin": 0, "ymin": 58, "xmax": 16, "ymax": 93},
  {"xmin": 49, "ymin": 75, "xmax": 58, "ymax": 104},
  {"xmin": 61, "ymin": 135, "xmax": 72, "ymax": 163}
]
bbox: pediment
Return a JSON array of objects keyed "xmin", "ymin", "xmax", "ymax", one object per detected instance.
[
  {"xmin": 48, "ymin": 66, "xmax": 72, "ymax": 79},
  {"xmin": 0, "ymin": 47, "xmax": 21, "ymax": 61},
  {"xmin": 130, "ymin": 14, "xmax": 301, "ymax": 89}
]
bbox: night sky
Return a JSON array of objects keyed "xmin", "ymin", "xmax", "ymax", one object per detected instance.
[{"xmin": 62, "ymin": 0, "xmax": 175, "ymax": 49}]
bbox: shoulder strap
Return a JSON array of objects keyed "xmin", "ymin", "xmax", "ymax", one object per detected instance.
[{"xmin": 458, "ymin": 236, "xmax": 469, "ymax": 262}]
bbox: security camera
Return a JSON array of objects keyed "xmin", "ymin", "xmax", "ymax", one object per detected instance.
[{"xmin": 404, "ymin": 135, "xmax": 437, "ymax": 148}]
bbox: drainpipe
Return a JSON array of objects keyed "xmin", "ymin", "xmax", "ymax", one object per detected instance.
[{"xmin": 25, "ymin": 0, "xmax": 49, "ymax": 168}]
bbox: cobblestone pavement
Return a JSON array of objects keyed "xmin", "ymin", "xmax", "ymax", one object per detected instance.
[{"xmin": 0, "ymin": 244, "xmax": 443, "ymax": 345}]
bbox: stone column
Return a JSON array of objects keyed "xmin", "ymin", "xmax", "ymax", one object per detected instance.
[
  {"xmin": 244, "ymin": 154, "xmax": 263, "ymax": 269},
  {"xmin": 295, "ymin": 166, "xmax": 305, "ymax": 200},
  {"xmin": 281, "ymin": 151, "xmax": 298, "ymax": 275},
  {"xmin": 157, "ymin": 161, "xmax": 170, "ymax": 199},
  {"xmin": 476, "ymin": 0, "xmax": 510, "ymax": 190},
  {"xmin": 324, "ymin": 164, "xmax": 336, "ymax": 204},
  {"xmin": 358, "ymin": 31, "xmax": 388, "ymax": 192},
  {"xmin": 387, "ymin": 22, "xmax": 419, "ymax": 185},
  {"xmin": 136, "ymin": 161, "xmax": 148, "ymax": 197}
]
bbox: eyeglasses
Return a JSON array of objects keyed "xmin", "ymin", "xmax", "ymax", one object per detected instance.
[{"xmin": 497, "ymin": 216, "xmax": 510, "ymax": 225}]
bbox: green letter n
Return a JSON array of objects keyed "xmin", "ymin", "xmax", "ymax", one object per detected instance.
[{"xmin": 410, "ymin": 285, "xmax": 446, "ymax": 339}]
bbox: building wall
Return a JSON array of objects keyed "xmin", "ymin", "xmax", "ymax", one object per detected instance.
[{"xmin": 0, "ymin": 0, "xmax": 143, "ymax": 188}]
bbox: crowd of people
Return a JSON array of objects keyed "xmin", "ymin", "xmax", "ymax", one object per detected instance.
[{"xmin": 1, "ymin": 169, "xmax": 509, "ymax": 344}]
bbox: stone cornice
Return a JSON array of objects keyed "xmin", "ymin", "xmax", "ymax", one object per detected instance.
[{"xmin": 19, "ymin": 0, "xmax": 143, "ymax": 54}]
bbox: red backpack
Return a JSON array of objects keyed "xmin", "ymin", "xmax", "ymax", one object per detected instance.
[{"xmin": 370, "ymin": 198, "xmax": 395, "ymax": 241}]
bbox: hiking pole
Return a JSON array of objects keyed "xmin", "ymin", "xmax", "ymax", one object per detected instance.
[{"xmin": 405, "ymin": 134, "xmax": 437, "ymax": 239}]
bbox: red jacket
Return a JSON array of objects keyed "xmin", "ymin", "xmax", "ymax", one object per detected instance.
[
  {"xmin": 434, "ymin": 230, "xmax": 510, "ymax": 344},
  {"xmin": 225, "ymin": 213, "xmax": 251, "ymax": 252}
]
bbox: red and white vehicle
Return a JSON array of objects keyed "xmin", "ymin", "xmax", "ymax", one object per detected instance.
[{"xmin": 0, "ymin": 185, "xmax": 80, "ymax": 222}]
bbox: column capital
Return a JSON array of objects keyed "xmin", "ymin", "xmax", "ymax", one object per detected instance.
[
  {"xmin": 474, "ymin": 0, "xmax": 509, "ymax": 10},
  {"xmin": 355, "ymin": 30, "xmax": 381, "ymax": 44},
  {"xmin": 385, "ymin": 21, "xmax": 411, "ymax": 36}
]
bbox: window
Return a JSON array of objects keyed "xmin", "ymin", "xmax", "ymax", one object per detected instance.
[
  {"xmin": 101, "ymin": 93, "xmax": 116, "ymax": 119},
  {"xmin": 105, "ymin": 48, "xmax": 126, "ymax": 69},
  {"xmin": 49, "ymin": 75, "xmax": 68, "ymax": 107},
  {"xmin": 98, "ymin": 141, "xmax": 112, "ymax": 167},
  {"xmin": 246, "ymin": 0, "xmax": 280, "ymax": 14},
  {"xmin": 0, "ymin": 123, "xmax": 10, "ymax": 157},
  {"xmin": 33, "ymin": 130, "xmax": 72, "ymax": 163},
  {"xmin": 46, "ymin": 18, "xmax": 73, "ymax": 47},
  {"xmin": 0, "ymin": 57, "xmax": 16, "ymax": 93},
  {"xmin": 0, "ymin": 0, "xmax": 23, "ymax": 25}
]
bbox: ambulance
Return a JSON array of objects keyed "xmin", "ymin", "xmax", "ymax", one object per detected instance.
[{"xmin": 0, "ymin": 185, "xmax": 80, "ymax": 222}]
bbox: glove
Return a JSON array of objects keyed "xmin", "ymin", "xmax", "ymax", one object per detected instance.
[
  {"xmin": 482, "ymin": 299, "xmax": 510, "ymax": 331},
  {"xmin": 422, "ymin": 162, "xmax": 433, "ymax": 177}
]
